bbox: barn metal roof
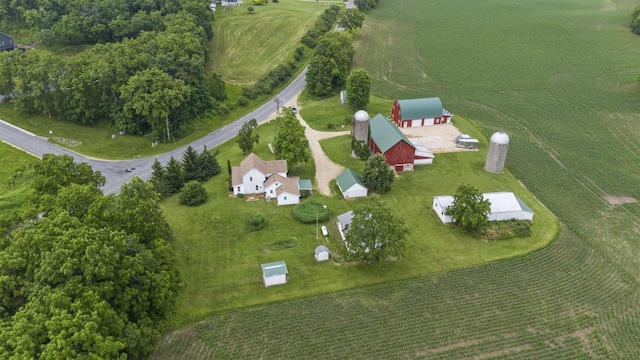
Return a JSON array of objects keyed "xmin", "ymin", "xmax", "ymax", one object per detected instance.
[
  {"xmin": 261, "ymin": 261, "xmax": 288, "ymax": 277},
  {"xmin": 370, "ymin": 113, "xmax": 415, "ymax": 153},
  {"xmin": 396, "ymin": 97, "xmax": 443, "ymax": 120}
]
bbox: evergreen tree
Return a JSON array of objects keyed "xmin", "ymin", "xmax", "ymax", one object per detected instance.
[
  {"xmin": 182, "ymin": 146, "xmax": 201, "ymax": 182},
  {"xmin": 165, "ymin": 156, "xmax": 184, "ymax": 194},
  {"xmin": 198, "ymin": 146, "xmax": 221, "ymax": 181},
  {"xmin": 150, "ymin": 158, "xmax": 170, "ymax": 197}
]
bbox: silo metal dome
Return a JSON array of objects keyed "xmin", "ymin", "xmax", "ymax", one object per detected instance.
[
  {"xmin": 352, "ymin": 110, "xmax": 370, "ymax": 143},
  {"xmin": 484, "ymin": 132, "xmax": 510, "ymax": 174}
]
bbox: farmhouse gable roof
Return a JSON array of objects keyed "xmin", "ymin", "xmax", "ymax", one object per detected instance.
[
  {"xmin": 370, "ymin": 113, "xmax": 416, "ymax": 153},
  {"xmin": 239, "ymin": 153, "xmax": 287, "ymax": 178}
]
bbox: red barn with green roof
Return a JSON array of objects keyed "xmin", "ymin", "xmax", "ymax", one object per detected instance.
[
  {"xmin": 368, "ymin": 114, "xmax": 416, "ymax": 172},
  {"xmin": 391, "ymin": 97, "xmax": 452, "ymax": 128}
]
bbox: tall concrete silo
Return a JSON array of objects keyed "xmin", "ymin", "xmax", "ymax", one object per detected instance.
[
  {"xmin": 352, "ymin": 110, "xmax": 370, "ymax": 158},
  {"xmin": 484, "ymin": 131, "xmax": 510, "ymax": 174}
]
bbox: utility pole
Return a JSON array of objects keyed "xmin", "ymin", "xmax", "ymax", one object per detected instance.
[{"xmin": 166, "ymin": 114, "xmax": 171, "ymax": 142}]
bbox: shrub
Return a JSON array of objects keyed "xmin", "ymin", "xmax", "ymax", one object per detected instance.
[
  {"xmin": 293, "ymin": 52, "xmax": 302, "ymax": 61},
  {"xmin": 329, "ymin": 179, "xmax": 344, "ymax": 199},
  {"xmin": 293, "ymin": 200, "xmax": 330, "ymax": 224},
  {"xmin": 327, "ymin": 122, "xmax": 336, "ymax": 129},
  {"xmin": 247, "ymin": 213, "xmax": 266, "ymax": 231},
  {"xmin": 179, "ymin": 181, "xmax": 208, "ymax": 206},
  {"xmin": 237, "ymin": 96, "xmax": 249, "ymax": 106},
  {"xmin": 512, "ymin": 221, "xmax": 532, "ymax": 237}
]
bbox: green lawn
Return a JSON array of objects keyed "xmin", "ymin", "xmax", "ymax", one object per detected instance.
[
  {"xmin": 297, "ymin": 90, "xmax": 393, "ymax": 131},
  {"xmin": 207, "ymin": 1, "xmax": 325, "ymax": 85},
  {"xmin": 163, "ymin": 113, "xmax": 556, "ymax": 327},
  {"xmin": 0, "ymin": 142, "xmax": 38, "ymax": 212},
  {"xmin": 155, "ymin": 0, "xmax": 640, "ymax": 358}
]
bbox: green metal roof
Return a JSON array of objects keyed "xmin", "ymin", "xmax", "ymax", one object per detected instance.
[
  {"xmin": 397, "ymin": 97, "xmax": 443, "ymax": 120},
  {"xmin": 336, "ymin": 168, "xmax": 365, "ymax": 192},
  {"xmin": 516, "ymin": 197, "xmax": 534, "ymax": 214},
  {"xmin": 297, "ymin": 179, "xmax": 313, "ymax": 191},
  {"xmin": 261, "ymin": 261, "xmax": 288, "ymax": 277},
  {"xmin": 370, "ymin": 113, "xmax": 415, "ymax": 153}
]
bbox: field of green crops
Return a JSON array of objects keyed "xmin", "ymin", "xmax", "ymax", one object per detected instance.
[{"xmin": 153, "ymin": 0, "xmax": 640, "ymax": 358}]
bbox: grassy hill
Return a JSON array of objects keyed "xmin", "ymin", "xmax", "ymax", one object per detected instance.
[
  {"xmin": 154, "ymin": 0, "xmax": 640, "ymax": 358},
  {"xmin": 207, "ymin": 1, "xmax": 325, "ymax": 85},
  {"xmin": 0, "ymin": 142, "xmax": 37, "ymax": 213}
]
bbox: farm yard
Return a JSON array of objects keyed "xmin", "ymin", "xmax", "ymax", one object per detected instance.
[{"xmin": 154, "ymin": 0, "xmax": 640, "ymax": 358}]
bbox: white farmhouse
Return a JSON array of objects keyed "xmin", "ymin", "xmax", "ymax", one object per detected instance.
[
  {"xmin": 232, "ymin": 153, "xmax": 287, "ymax": 195},
  {"xmin": 433, "ymin": 192, "xmax": 534, "ymax": 224}
]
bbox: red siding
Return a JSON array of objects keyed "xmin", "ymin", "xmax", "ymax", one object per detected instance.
[
  {"xmin": 382, "ymin": 141, "xmax": 415, "ymax": 168},
  {"xmin": 391, "ymin": 101, "xmax": 402, "ymax": 126}
]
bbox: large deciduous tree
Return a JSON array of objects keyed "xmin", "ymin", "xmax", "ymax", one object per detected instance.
[
  {"xmin": 0, "ymin": 156, "xmax": 183, "ymax": 359},
  {"xmin": 306, "ymin": 31, "xmax": 354, "ymax": 97},
  {"xmin": 119, "ymin": 68, "xmax": 190, "ymax": 141},
  {"xmin": 362, "ymin": 153, "xmax": 395, "ymax": 193},
  {"xmin": 346, "ymin": 68, "xmax": 371, "ymax": 110},
  {"xmin": 237, "ymin": 118, "xmax": 260, "ymax": 154},
  {"xmin": 273, "ymin": 108, "xmax": 310, "ymax": 168},
  {"xmin": 446, "ymin": 184, "xmax": 491, "ymax": 233},
  {"xmin": 344, "ymin": 198, "xmax": 409, "ymax": 263},
  {"xmin": 338, "ymin": 8, "xmax": 365, "ymax": 31}
]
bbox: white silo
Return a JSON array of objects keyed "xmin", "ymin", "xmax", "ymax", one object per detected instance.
[
  {"xmin": 484, "ymin": 132, "xmax": 510, "ymax": 174},
  {"xmin": 352, "ymin": 110, "xmax": 370, "ymax": 158}
]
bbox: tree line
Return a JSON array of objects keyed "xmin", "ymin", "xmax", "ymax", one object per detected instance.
[
  {"xmin": 0, "ymin": 0, "xmax": 224, "ymax": 142},
  {"xmin": 0, "ymin": 154, "xmax": 183, "ymax": 359}
]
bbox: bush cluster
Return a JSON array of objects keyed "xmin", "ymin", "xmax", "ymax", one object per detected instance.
[
  {"xmin": 242, "ymin": 61, "xmax": 298, "ymax": 99},
  {"xmin": 247, "ymin": 213, "xmax": 266, "ymax": 231},
  {"xmin": 179, "ymin": 181, "xmax": 208, "ymax": 206},
  {"xmin": 293, "ymin": 200, "xmax": 331, "ymax": 224}
]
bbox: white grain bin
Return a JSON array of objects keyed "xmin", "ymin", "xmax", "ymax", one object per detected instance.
[
  {"xmin": 352, "ymin": 110, "xmax": 370, "ymax": 158},
  {"xmin": 484, "ymin": 132, "xmax": 510, "ymax": 174}
]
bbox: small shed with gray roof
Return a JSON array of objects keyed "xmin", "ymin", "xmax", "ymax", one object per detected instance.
[
  {"xmin": 261, "ymin": 260, "xmax": 288, "ymax": 287},
  {"xmin": 391, "ymin": 97, "xmax": 452, "ymax": 128},
  {"xmin": 0, "ymin": 33, "xmax": 14, "ymax": 51},
  {"xmin": 336, "ymin": 168, "xmax": 368, "ymax": 199},
  {"xmin": 314, "ymin": 245, "xmax": 330, "ymax": 262}
]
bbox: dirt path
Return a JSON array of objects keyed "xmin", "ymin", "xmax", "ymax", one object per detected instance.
[{"xmin": 260, "ymin": 95, "xmax": 349, "ymax": 196}]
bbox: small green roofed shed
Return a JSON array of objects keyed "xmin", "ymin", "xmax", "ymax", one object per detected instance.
[
  {"xmin": 261, "ymin": 260, "xmax": 288, "ymax": 287},
  {"xmin": 297, "ymin": 179, "xmax": 313, "ymax": 192},
  {"xmin": 336, "ymin": 168, "xmax": 368, "ymax": 199},
  {"xmin": 370, "ymin": 114, "xmax": 415, "ymax": 153}
]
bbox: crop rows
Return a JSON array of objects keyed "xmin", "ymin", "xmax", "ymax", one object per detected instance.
[{"xmin": 153, "ymin": 228, "xmax": 640, "ymax": 359}]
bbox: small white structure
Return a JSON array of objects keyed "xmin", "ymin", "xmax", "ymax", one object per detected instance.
[
  {"xmin": 433, "ymin": 192, "xmax": 534, "ymax": 223},
  {"xmin": 336, "ymin": 169, "xmax": 368, "ymax": 199},
  {"xmin": 221, "ymin": 0, "xmax": 242, "ymax": 5},
  {"xmin": 485, "ymin": 132, "xmax": 510, "ymax": 174},
  {"xmin": 261, "ymin": 261, "xmax": 288, "ymax": 287},
  {"xmin": 314, "ymin": 246, "xmax": 330, "ymax": 262},
  {"xmin": 336, "ymin": 211, "xmax": 354, "ymax": 241},
  {"xmin": 340, "ymin": 90, "xmax": 347, "ymax": 104}
]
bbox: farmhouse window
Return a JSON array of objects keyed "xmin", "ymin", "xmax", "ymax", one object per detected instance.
[
  {"xmin": 250, "ymin": 176, "xmax": 252, "ymax": 181},
  {"xmin": 270, "ymin": 190, "xmax": 273, "ymax": 194},
  {"xmin": 284, "ymin": 196, "xmax": 287, "ymax": 200},
  {"xmin": 237, "ymin": 186, "xmax": 240, "ymax": 192},
  {"xmin": 256, "ymin": 185, "xmax": 259, "ymax": 191}
]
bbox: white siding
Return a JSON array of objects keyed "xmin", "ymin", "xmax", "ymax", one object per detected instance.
[
  {"xmin": 263, "ymin": 274, "xmax": 287, "ymax": 287},
  {"xmin": 277, "ymin": 192, "xmax": 300, "ymax": 206},
  {"xmin": 315, "ymin": 252, "xmax": 329, "ymax": 262},
  {"xmin": 264, "ymin": 181, "xmax": 281, "ymax": 200},
  {"xmin": 432, "ymin": 197, "xmax": 454, "ymax": 223},
  {"xmin": 233, "ymin": 184, "xmax": 245, "ymax": 196},
  {"xmin": 242, "ymin": 168, "xmax": 266, "ymax": 194},
  {"xmin": 342, "ymin": 184, "xmax": 368, "ymax": 199}
]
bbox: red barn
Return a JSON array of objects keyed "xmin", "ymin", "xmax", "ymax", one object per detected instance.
[
  {"xmin": 369, "ymin": 114, "xmax": 416, "ymax": 172},
  {"xmin": 391, "ymin": 97, "xmax": 452, "ymax": 128}
]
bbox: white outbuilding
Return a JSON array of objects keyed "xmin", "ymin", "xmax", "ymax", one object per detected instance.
[
  {"xmin": 336, "ymin": 168, "xmax": 368, "ymax": 199},
  {"xmin": 261, "ymin": 261, "xmax": 288, "ymax": 287},
  {"xmin": 433, "ymin": 192, "xmax": 534, "ymax": 224},
  {"xmin": 314, "ymin": 246, "xmax": 330, "ymax": 262}
]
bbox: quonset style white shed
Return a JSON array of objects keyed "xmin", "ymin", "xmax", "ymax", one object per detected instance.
[
  {"xmin": 432, "ymin": 192, "xmax": 534, "ymax": 224},
  {"xmin": 261, "ymin": 261, "xmax": 288, "ymax": 287}
]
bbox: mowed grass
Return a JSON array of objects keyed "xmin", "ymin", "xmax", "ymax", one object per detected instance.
[
  {"xmin": 161, "ymin": 112, "xmax": 556, "ymax": 328},
  {"xmin": 296, "ymin": 90, "xmax": 394, "ymax": 131},
  {"xmin": 207, "ymin": 1, "xmax": 324, "ymax": 85},
  {"xmin": 0, "ymin": 142, "xmax": 38, "ymax": 212},
  {"xmin": 155, "ymin": 0, "xmax": 640, "ymax": 358}
]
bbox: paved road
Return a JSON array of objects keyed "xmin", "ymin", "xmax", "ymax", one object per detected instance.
[{"xmin": 0, "ymin": 68, "xmax": 308, "ymax": 195}]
